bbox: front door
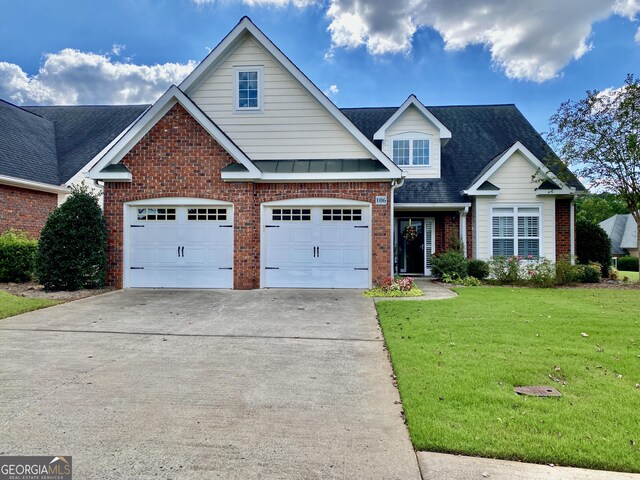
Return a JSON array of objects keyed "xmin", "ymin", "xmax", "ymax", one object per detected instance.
[{"xmin": 398, "ymin": 219, "xmax": 424, "ymax": 274}]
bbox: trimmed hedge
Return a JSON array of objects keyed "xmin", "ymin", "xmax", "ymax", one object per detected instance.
[
  {"xmin": 617, "ymin": 256, "xmax": 639, "ymax": 272},
  {"xmin": 0, "ymin": 230, "xmax": 37, "ymax": 282},
  {"xmin": 431, "ymin": 250, "xmax": 468, "ymax": 279},
  {"xmin": 467, "ymin": 259, "xmax": 490, "ymax": 280},
  {"xmin": 36, "ymin": 186, "xmax": 107, "ymax": 291}
]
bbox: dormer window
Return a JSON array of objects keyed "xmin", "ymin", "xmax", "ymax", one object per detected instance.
[
  {"xmin": 234, "ymin": 67, "xmax": 263, "ymax": 112},
  {"xmin": 392, "ymin": 138, "xmax": 430, "ymax": 166}
]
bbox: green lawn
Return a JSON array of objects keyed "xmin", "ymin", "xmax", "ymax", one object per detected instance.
[
  {"xmin": 619, "ymin": 271, "xmax": 639, "ymax": 282},
  {"xmin": 377, "ymin": 288, "xmax": 640, "ymax": 473},
  {"xmin": 0, "ymin": 290, "xmax": 58, "ymax": 319}
]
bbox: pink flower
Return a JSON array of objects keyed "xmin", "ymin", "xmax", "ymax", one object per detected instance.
[
  {"xmin": 529, "ymin": 270, "xmax": 535, "ymax": 276},
  {"xmin": 527, "ymin": 255, "xmax": 533, "ymax": 260}
]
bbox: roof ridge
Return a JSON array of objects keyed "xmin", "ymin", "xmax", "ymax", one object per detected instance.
[
  {"xmin": 341, "ymin": 103, "xmax": 517, "ymax": 110},
  {"xmin": 24, "ymin": 104, "xmax": 151, "ymax": 108},
  {"xmin": 0, "ymin": 97, "xmax": 49, "ymax": 120}
]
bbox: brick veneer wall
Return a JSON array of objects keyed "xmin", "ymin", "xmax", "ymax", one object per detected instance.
[
  {"xmin": 0, "ymin": 184, "xmax": 58, "ymax": 238},
  {"xmin": 102, "ymin": 103, "xmax": 392, "ymax": 289},
  {"xmin": 555, "ymin": 199, "xmax": 573, "ymax": 259}
]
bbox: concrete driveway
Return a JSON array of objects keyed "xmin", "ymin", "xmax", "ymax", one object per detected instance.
[{"xmin": 0, "ymin": 289, "xmax": 420, "ymax": 480}]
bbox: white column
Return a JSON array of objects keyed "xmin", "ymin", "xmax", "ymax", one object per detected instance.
[
  {"xmin": 460, "ymin": 207, "xmax": 468, "ymax": 258},
  {"xmin": 570, "ymin": 198, "xmax": 576, "ymax": 264}
]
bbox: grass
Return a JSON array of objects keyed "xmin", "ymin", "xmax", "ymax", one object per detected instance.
[
  {"xmin": 0, "ymin": 290, "xmax": 58, "ymax": 319},
  {"xmin": 618, "ymin": 271, "xmax": 639, "ymax": 282},
  {"xmin": 377, "ymin": 287, "xmax": 640, "ymax": 473},
  {"xmin": 364, "ymin": 286, "xmax": 424, "ymax": 297}
]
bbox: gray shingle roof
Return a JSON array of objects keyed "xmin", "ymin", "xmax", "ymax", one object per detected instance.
[
  {"xmin": 599, "ymin": 214, "xmax": 638, "ymax": 255},
  {"xmin": 0, "ymin": 99, "xmax": 59, "ymax": 185},
  {"xmin": 24, "ymin": 104, "xmax": 149, "ymax": 183},
  {"xmin": 341, "ymin": 104, "xmax": 585, "ymax": 204}
]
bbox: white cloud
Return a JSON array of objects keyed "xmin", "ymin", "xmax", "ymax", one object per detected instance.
[
  {"xmin": 111, "ymin": 44, "xmax": 125, "ymax": 56},
  {"xmin": 0, "ymin": 48, "xmax": 196, "ymax": 105},
  {"xmin": 199, "ymin": 0, "xmax": 639, "ymax": 83},
  {"xmin": 324, "ymin": 84, "xmax": 339, "ymax": 96}
]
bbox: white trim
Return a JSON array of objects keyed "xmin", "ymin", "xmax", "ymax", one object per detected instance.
[
  {"xmin": 88, "ymin": 85, "xmax": 262, "ymax": 180},
  {"xmin": 258, "ymin": 199, "xmax": 373, "ymax": 289},
  {"xmin": 570, "ymin": 198, "xmax": 576, "ymax": 264},
  {"xmin": 464, "ymin": 142, "xmax": 574, "ymax": 196},
  {"xmin": 373, "ymin": 95, "xmax": 452, "ymax": 142},
  {"xmin": 487, "ymin": 203, "xmax": 544, "ymax": 259},
  {"xmin": 425, "ymin": 217, "xmax": 436, "ymax": 276},
  {"xmin": 0, "ymin": 175, "xmax": 69, "ymax": 194},
  {"xmin": 222, "ymin": 171, "xmax": 400, "ymax": 182},
  {"xmin": 390, "ymin": 133, "xmax": 433, "ymax": 168},
  {"xmin": 395, "ymin": 202, "xmax": 472, "ymax": 211},
  {"xmin": 126, "ymin": 197, "xmax": 234, "ymax": 207},
  {"xmin": 261, "ymin": 198, "xmax": 370, "ymax": 207},
  {"xmin": 233, "ymin": 66, "xmax": 264, "ymax": 113},
  {"xmin": 179, "ymin": 17, "xmax": 402, "ymax": 178},
  {"xmin": 122, "ymin": 198, "xmax": 234, "ymax": 288}
]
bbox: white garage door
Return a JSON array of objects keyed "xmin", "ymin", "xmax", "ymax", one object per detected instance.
[
  {"xmin": 263, "ymin": 205, "xmax": 370, "ymax": 288},
  {"xmin": 127, "ymin": 205, "xmax": 233, "ymax": 288}
]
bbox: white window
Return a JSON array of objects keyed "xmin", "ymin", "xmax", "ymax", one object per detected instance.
[
  {"xmin": 234, "ymin": 67, "xmax": 263, "ymax": 111},
  {"xmin": 137, "ymin": 208, "xmax": 176, "ymax": 221},
  {"xmin": 187, "ymin": 208, "xmax": 227, "ymax": 221},
  {"xmin": 322, "ymin": 208, "xmax": 362, "ymax": 221},
  {"xmin": 491, "ymin": 206, "xmax": 541, "ymax": 258},
  {"xmin": 392, "ymin": 138, "xmax": 430, "ymax": 166},
  {"xmin": 272, "ymin": 208, "xmax": 311, "ymax": 221}
]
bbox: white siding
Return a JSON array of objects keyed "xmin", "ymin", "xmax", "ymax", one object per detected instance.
[
  {"xmin": 475, "ymin": 151, "xmax": 556, "ymax": 261},
  {"xmin": 190, "ymin": 37, "xmax": 371, "ymax": 160},
  {"xmin": 382, "ymin": 105, "xmax": 441, "ymax": 178},
  {"xmin": 59, "ymin": 177, "xmax": 103, "ymax": 207}
]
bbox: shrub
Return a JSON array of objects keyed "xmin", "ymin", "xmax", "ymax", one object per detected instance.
[
  {"xmin": 576, "ymin": 218, "xmax": 611, "ymax": 277},
  {"xmin": 450, "ymin": 275, "xmax": 482, "ymax": 287},
  {"xmin": 0, "ymin": 229, "xmax": 38, "ymax": 282},
  {"xmin": 609, "ymin": 268, "xmax": 619, "ymax": 280},
  {"xmin": 431, "ymin": 250, "xmax": 468, "ymax": 279},
  {"xmin": 467, "ymin": 259, "xmax": 490, "ymax": 280},
  {"xmin": 580, "ymin": 265, "xmax": 601, "ymax": 283},
  {"xmin": 617, "ymin": 256, "xmax": 639, "ymax": 272},
  {"xmin": 488, "ymin": 256, "xmax": 523, "ymax": 284},
  {"xmin": 36, "ymin": 185, "xmax": 107, "ymax": 291},
  {"xmin": 379, "ymin": 275, "xmax": 414, "ymax": 292},
  {"xmin": 527, "ymin": 258, "xmax": 556, "ymax": 288},
  {"xmin": 555, "ymin": 257, "xmax": 583, "ymax": 285}
]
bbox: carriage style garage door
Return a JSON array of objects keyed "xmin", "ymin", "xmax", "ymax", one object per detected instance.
[
  {"xmin": 126, "ymin": 204, "xmax": 233, "ymax": 288},
  {"xmin": 263, "ymin": 205, "xmax": 371, "ymax": 288}
]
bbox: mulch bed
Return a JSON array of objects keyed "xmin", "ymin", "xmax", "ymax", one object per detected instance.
[
  {"xmin": 0, "ymin": 282, "xmax": 115, "ymax": 301},
  {"xmin": 435, "ymin": 280, "xmax": 640, "ymax": 290}
]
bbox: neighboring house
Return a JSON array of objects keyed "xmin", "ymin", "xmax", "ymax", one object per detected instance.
[
  {"xmin": 599, "ymin": 214, "xmax": 639, "ymax": 258},
  {"xmin": 83, "ymin": 17, "xmax": 584, "ymax": 289},
  {"xmin": 0, "ymin": 99, "xmax": 148, "ymax": 237}
]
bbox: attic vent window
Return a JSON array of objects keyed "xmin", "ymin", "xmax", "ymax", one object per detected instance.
[{"xmin": 235, "ymin": 67, "xmax": 263, "ymax": 112}]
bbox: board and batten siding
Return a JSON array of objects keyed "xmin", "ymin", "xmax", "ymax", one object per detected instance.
[
  {"xmin": 190, "ymin": 36, "xmax": 371, "ymax": 160},
  {"xmin": 475, "ymin": 151, "xmax": 556, "ymax": 261},
  {"xmin": 381, "ymin": 105, "xmax": 441, "ymax": 178}
]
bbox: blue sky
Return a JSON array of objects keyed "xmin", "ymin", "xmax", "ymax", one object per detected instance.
[{"xmin": 0, "ymin": 0, "xmax": 638, "ymax": 133}]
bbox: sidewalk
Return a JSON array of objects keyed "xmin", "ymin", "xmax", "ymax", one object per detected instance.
[{"xmin": 418, "ymin": 452, "xmax": 640, "ymax": 480}]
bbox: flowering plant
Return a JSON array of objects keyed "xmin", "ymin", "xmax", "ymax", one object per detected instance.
[{"xmin": 380, "ymin": 275, "xmax": 414, "ymax": 292}]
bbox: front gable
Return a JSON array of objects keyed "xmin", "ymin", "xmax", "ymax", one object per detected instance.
[{"xmin": 189, "ymin": 35, "xmax": 372, "ymax": 161}]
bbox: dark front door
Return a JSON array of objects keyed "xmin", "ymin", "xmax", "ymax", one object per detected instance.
[{"xmin": 398, "ymin": 219, "xmax": 424, "ymax": 274}]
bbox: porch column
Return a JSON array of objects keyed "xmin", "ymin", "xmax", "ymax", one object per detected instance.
[{"xmin": 460, "ymin": 207, "xmax": 468, "ymax": 258}]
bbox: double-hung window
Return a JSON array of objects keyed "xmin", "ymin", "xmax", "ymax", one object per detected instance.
[
  {"xmin": 235, "ymin": 67, "xmax": 262, "ymax": 111},
  {"xmin": 491, "ymin": 206, "xmax": 541, "ymax": 258},
  {"xmin": 392, "ymin": 138, "xmax": 430, "ymax": 166}
]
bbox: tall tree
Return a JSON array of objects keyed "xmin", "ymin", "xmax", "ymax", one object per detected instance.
[
  {"xmin": 548, "ymin": 74, "xmax": 640, "ymax": 271},
  {"xmin": 576, "ymin": 193, "xmax": 629, "ymax": 224}
]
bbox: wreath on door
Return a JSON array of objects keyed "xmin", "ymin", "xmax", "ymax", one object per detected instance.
[{"xmin": 402, "ymin": 221, "xmax": 418, "ymax": 242}]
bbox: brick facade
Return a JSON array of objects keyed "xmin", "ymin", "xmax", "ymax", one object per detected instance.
[
  {"xmin": 0, "ymin": 184, "xmax": 58, "ymax": 238},
  {"xmin": 103, "ymin": 103, "xmax": 392, "ymax": 289},
  {"xmin": 555, "ymin": 198, "xmax": 573, "ymax": 259}
]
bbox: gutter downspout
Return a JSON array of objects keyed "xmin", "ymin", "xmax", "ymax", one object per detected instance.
[
  {"xmin": 570, "ymin": 197, "xmax": 576, "ymax": 264},
  {"xmin": 390, "ymin": 176, "xmax": 406, "ymax": 277},
  {"xmin": 460, "ymin": 206, "xmax": 469, "ymax": 258}
]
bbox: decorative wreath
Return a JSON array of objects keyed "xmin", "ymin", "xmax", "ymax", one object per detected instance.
[{"xmin": 402, "ymin": 224, "xmax": 418, "ymax": 242}]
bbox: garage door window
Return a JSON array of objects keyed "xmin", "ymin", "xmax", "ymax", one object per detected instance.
[
  {"xmin": 322, "ymin": 208, "xmax": 362, "ymax": 221},
  {"xmin": 271, "ymin": 208, "xmax": 311, "ymax": 221},
  {"xmin": 137, "ymin": 208, "xmax": 176, "ymax": 221},
  {"xmin": 187, "ymin": 208, "xmax": 227, "ymax": 221}
]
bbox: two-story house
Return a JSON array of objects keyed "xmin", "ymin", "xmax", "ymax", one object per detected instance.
[{"xmin": 75, "ymin": 16, "xmax": 580, "ymax": 289}]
